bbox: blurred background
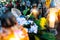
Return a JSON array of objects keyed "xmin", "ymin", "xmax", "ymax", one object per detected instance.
[{"xmin": 0, "ymin": 0, "xmax": 60, "ymax": 40}]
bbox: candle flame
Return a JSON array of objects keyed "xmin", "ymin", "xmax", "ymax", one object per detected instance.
[{"xmin": 48, "ymin": 8, "xmax": 58, "ymax": 28}]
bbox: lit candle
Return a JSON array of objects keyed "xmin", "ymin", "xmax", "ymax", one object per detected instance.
[{"xmin": 48, "ymin": 8, "xmax": 58, "ymax": 28}]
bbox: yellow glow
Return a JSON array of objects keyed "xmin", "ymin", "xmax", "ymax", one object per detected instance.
[
  {"xmin": 10, "ymin": 38, "xmax": 19, "ymax": 40},
  {"xmin": 49, "ymin": 13, "xmax": 55, "ymax": 21},
  {"xmin": 49, "ymin": 13, "xmax": 55, "ymax": 28},
  {"xmin": 32, "ymin": 9, "xmax": 38, "ymax": 14},
  {"xmin": 31, "ymin": 9, "xmax": 39, "ymax": 19},
  {"xmin": 48, "ymin": 8, "xmax": 58, "ymax": 28}
]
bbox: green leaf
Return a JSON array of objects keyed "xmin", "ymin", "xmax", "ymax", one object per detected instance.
[{"xmin": 34, "ymin": 35, "xmax": 40, "ymax": 40}]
